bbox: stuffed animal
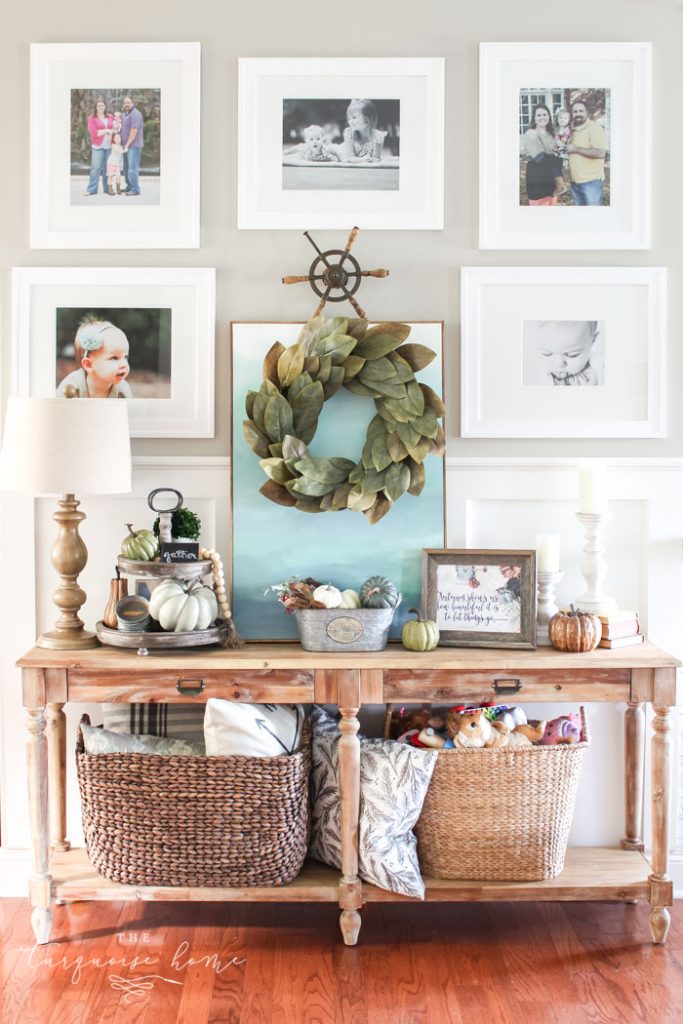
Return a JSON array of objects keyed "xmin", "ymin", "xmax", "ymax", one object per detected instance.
[
  {"xmin": 388, "ymin": 706, "xmax": 444, "ymax": 740},
  {"xmin": 539, "ymin": 713, "xmax": 582, "ymax": 745},
  {"xmin": 445, "ymin": 708, "xmax": 547, "ymax": 750}
]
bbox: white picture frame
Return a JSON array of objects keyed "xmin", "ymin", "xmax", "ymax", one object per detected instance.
[
  {"xmin": 479, "ymin": 42, "xmax": 651, "ymax": 250},
  {"xmin": 460, "ymin": 267, "xmax": 666, "ymax": 439},
  {"xmin": 12, "ymin": 267, "xmax": 215, "ymax": 438},
  {"xmin": 30, "ymin": 42, "xmax": 201, "ymax": 249},
  {"xmin": 238, "ymin": 57, "xmax": 444, "ymax": 229}
]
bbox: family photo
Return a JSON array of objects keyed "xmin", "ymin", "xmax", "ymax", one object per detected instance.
[
  {"xmin": 522, "ymin": 320, "xmax": 606, "ymax": 387},
  {"xmin": 70, "ymin": 88, "xmax": 161, "ymax": 205},
  {"xmin": 55, "ymin": 307, "xmax": 172, "ymax": 399},
  {"xmin": 282, "ymin": 97, "xmax": 400, "ymax": 190},
  {"xmin": 519, "ymin": 89, "xmax": 610, "ymax": 207}
]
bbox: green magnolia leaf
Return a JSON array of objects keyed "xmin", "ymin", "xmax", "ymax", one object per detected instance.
[
  {"xmin": 263, "ymin": 392, "xmax": 294, "ymax": 443},
  {"xmin": 411, "ymin": 408, "xmax": 439, "ymax": 439},
  {"xmin": 384, "ymin": 462, "xmax": 411, "ymax": 501},
  {"xmin": 395, "ymin": 421, "xmax": 421, "ymax": 448},
  {"xmin": 367, "ymin": 414, "xmax": 388, "ymax": 441},
  {"xmin": 268, "ymin": 442, "xmax": 283, "ymax": 457},
  {"xmin": 358, "ymin": 356, "xmax": 397, "ymax": 382},
  {"xmin": 419, "ymin": 383, "xmax": 445, "ymax": 418},
  {"xmin": 371, "ymin": 433, "xmax": 393, "ymax": 472},
  {"xmin": 354, "ymin": 333, "xmax": 404, "ymax": 361},
  {"xmin": 311, "ymin": 316, "xmax": 349, "ymax": 345},
  {"xmin": 290, "ymin": 476, "xmax": 336, "ymax": 497},
  {"xmin": 295, "ymin": 498, "xmax": 324, "ymax": 513},
  {"xmin": 245, "ymin": 390, "xmax": 257, "ymax": 419},
  {"xmin": 374, "ymin": 400, "xmax": 398, "ymax": 427},
  {"xmin": 297, "ymin": 314, "xmax": 325, "ymax": 349},
  {"xmin": 364, "ymin": 494, "xmax": 392, "ymax": 525},
  {"xmin": 345, "ymin": 379, "xmax": 377, "ymax": 397},
  {"xmin": 387, "ymin": 352, "xmax": 415, "ymax": 383},
  {"xmin": 294, "ymin": 457, "xmax": 350, "ymax": 486},
  {"xmin": 343, "ymin": 355, "xmax": 366, "ymax": 382},
  {"xmin": 315, "ymin": 353, "xmax": 332, "ymax": 385},
  {"xmin": 259, "ymin": 379, "xmax": 280, "ymax": 397},
  {"xmin": 430, "ymin": 425, "xmax": 447, "ymax": 457},
  {"xmin": 405, "ymin": 380, "xmax": 425, "ymax": 417},
  {"xmin": 361, "ymin": 436, "xmax": 375, "ymax": 470},
  {"xmin": 252, "ymin": 390, "xmax": 268, "ymax": 432},
  {"xmin": 291, "ymin": 381, "xmax": 324, "ymax": 438},
  {"xmin": 321, "ymin": 492, "xmax": 342, "ymax": 511},
  {"xmin": 360, "ymin": 468, "xmax": 388, "ymax": 494},
  {"xmin": 277, "ymin": 341, "xmax": 305, "ymax": 388},
  {"xmin": 259, "ymin": 479, "xmax": 297, "ymax": 507},
  {"xmin": 259, "ymin": 457, "xmax": 293, "ymax": 484},
  {"xmin": 287, "ymin": 372, "xmax": 313, "ymax": 404},
  {"xmin": 243, "ymin": 419, "xmax": 270, "ymax": 458},
  {"xmin": 407, "ymin": 459, "xmax": 426, "ymax": 496},
  {"xmin": 365, "ymin": 322, "xmax": 411, "ymax": 342},
  {"xmin": 331, "ymin": 483, "xmax": 353, "ymax": 509},
  {"xmin": 263, "ymin": 342, "xmax": 285, "ymax": 386},
  {"xmin": 303, "ymin": 355, "xmax": 321, "ymax": 377},
  {"xmin": 380, "ymin": 396, "xmax": 417, "ymax": 423},
  {"xmin": 396, "ymin": 343, "xmax": 437, "ymax": 372},
  {"xmin": 386, "ymin": 432, "xmax": 409, "ymax": 462},
  {"xmin": 348, "ymin": 462, "xmax": 365, "ymax": 484},
  {"xmin": 362, "ymin": 378, "xmax": 407, "ymax": 400},
  {"xmin": 347, "ymin": 486, "xmax": 377, "ymax": 512},
  {"xmin": 323, "ymin": 365, "xmax": 345, "ymax": 400},
  {"xmin": 406, "ymin": 436, "xmax": 432, "ymax": 463},
  {"xmin": 282, "ymin": 434, "xmax": 309, "ymax": 460},
  {"xmin": 347, "ymin": 318, "xmax": 369, "ymax": 340},
  {"xmin": 313, "ymin": 333, "xmax": 357, "ymax": 366},
  {"xmin": 330, "ymin": 457, "xmax": 356, "ymax": 473}
]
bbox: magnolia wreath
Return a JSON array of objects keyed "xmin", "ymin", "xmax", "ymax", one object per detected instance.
[{"xmin": 243, "ymin": 315, "xmax": 445, "ymax": 525}]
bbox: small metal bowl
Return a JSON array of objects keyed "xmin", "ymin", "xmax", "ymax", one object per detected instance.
[{"xmin": 115, "ymin": 595, "xmax": 151, "ymax": 632}]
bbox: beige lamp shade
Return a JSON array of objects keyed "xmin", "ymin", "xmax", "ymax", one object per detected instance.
[{"xmin": 0, "ymin": 397, "xmax": 132, "ymax": 495}]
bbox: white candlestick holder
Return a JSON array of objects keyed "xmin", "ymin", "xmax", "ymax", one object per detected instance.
[
  {"xmin": 536, "ymin": 570, "xmax": 564, "ymax": 646},
  {"xmin": 575, "ymin": 511, "xmax": 617, "ymax": 615}
]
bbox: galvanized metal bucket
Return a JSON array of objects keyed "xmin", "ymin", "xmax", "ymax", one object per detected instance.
[{"xmin": 294, "ymin": 598, "xmax": 401, "ymax": 652}]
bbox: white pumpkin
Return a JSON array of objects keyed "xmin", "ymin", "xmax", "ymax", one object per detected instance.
[
  {"xmin": 338, "ymin": 589, "xmax": 361, "ymax": 609},
  {"xmin": 149, "ymin": 579, "xmax": 219, "ymax": 632},
  {"xmin": 312, "ymin": 584, "xmax": 342, "ymax": 609}
]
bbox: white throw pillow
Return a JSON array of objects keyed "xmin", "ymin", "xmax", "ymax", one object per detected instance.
[
  {"xmin": 81, "ymin": 723, "xmax": 203, "ymax": 757},
  {"xmin": 204, "ymin": 699, "xmax": 305, "ymax": 757}
]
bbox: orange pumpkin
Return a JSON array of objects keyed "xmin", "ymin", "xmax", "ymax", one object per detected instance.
[{"xmin": 549, "ymin": 605, "xmax": 601, "ymax": 653}]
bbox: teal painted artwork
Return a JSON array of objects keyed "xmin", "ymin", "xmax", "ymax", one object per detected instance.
[{"xmin": 231, "ymin": 321, "xmax": 445, "ymax": 640}]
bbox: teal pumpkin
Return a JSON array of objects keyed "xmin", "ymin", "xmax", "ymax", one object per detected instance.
[
  {"xmin": 359, "ymin": 575, "xmax": 400, "ymax": 609},
  {"xmin": 402, "ymin": 609, "xmax": 440, "ymax": 652}
]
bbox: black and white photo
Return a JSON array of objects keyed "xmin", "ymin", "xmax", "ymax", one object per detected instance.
[{"xmin": 522, "ymin": 320, "xmax": 605, "ymax": 386}]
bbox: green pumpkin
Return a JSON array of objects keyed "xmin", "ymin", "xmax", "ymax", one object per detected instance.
[
  {"xmin": 120, "ymin": 523, "xmax": 158, "ymax": 562},
  {"xmin": 359, "ymin": 575, "xmax": 400, "ymax": 609},
  {"xmin": 401, "ymin": 609, "xmax": 440, "ymax": 651}
]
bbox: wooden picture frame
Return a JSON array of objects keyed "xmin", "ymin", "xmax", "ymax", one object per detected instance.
[{"xmin": 422, "ymin": 548, "xmax": 537, "ymax": 649}]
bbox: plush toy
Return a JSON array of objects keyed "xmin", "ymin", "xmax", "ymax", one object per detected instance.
[
  {"xmin": 445, "ymin": 708, "xmax": 546, "ymax": 750},
  {"xmin": 539, "ymin": 712, "xmax": 582, "ymax": 745},
  {"xmin": 388, "ymin": 706, "xmax": 444, "ymax": 740}
]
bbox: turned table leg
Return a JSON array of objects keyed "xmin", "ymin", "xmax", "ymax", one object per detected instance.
[
  {"xmin": 46, "ymin": 703, "xmax": 70, "ymax": 853},
  {"xmin": 649, "ymin": 703, "xmax": 673, "ymax": 944},
  {"xmin": 621, "ymin": 700, "xmax": 645, "ymax": 852},
  {"xmin": 26, "ymin": 705, "xmax": 53, "ymax": 944},
  {"xmin": 338, "ymin": 704, "xmax": 362, "ymax": 946}
]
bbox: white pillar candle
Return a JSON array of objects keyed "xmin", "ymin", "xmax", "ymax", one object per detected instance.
[
  {"xmin": 536, "ymin": 534, "xmax": 560, "ymax": 573},
  {"xmin": 578, "ymin": 460, "xmax": 607, "ymax": 514}
]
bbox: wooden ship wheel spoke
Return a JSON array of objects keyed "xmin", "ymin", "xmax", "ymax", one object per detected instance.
[{"xmin": 282, "ymin": 226, "xmax": 389, "ymax": 318}]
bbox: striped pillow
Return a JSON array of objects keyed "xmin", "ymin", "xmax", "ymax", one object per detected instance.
[{"xmin": 102, "ymin": 703, "xmax": 205, "ymax": 748}]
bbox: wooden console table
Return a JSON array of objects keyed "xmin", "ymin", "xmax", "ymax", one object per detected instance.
[{"xmin": 18, "ymin": 641, "xmax": 679, "ymax": 947}]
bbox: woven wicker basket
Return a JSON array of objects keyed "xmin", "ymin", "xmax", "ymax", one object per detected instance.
[
  {"xmin": 384, "ymin": 705, "xmax": 589, "ymax": 882},
  {"xmin": 76, "ymin": 714, "xmax": 311, "ymax": 888}
]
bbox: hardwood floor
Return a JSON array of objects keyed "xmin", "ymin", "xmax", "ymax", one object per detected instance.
[{"xmin": 1, "ymin": 898, "xmax": 682, "ymax": 1023}]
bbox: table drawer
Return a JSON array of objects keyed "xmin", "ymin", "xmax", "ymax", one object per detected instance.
[
  {"xmin": 382, "ymin": 668, "xmax": 631, "ymax": 704},
  {"xmin": 67, "ymin": 668, "xmax": 315, "ymax": 704}
]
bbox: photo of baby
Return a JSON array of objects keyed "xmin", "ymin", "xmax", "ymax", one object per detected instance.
[
  {"xmin": 522, "ymin": 320, "xmax": 605, "ymax": 387},
  {"xmin": 55, "ymin": 307, "xmax": 172, "ymax": 399},
  {"xmin": 282, "ymin": 98, "xmax": 400, "ymax": 191}
]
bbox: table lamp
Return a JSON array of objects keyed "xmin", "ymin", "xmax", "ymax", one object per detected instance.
[{"xmin": 0, "ymin": 397, "xmax": 132, "ymax": 649}]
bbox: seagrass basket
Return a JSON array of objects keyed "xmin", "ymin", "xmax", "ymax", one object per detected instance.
[
  {"xmin": 76, "ymin": 714, "xmax": 311, "ymax": 888},
  {"xmin": 384, "ymin": 705, "xmax": 589, "ymax": 882}
]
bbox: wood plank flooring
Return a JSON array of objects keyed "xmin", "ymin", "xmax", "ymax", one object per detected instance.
[{"xmin": 1, "ymin": 898, "xmax": 682, "ymax": 1023}]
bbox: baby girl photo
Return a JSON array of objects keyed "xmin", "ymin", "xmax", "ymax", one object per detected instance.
[
  {"xmin": 55, "ymin": 307, "xmax": 172, "ymax": 399},
  {"xmin": 282, "ymin": 97, "xmax": 400, "ymax": 190},
  {"xmin": 519, "ymin": 88, "xmax": 610, "ymax": 207},
  {"xmin": 522, "ymin": 320, "xmax": 606, "ymax": 387}
]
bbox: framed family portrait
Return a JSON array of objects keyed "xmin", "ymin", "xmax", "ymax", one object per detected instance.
[
  {"xmin": 479, "ymin": 42, "xmax": 651, "ymax": 249},
  {"xmin": 12, "ymin": 267, "xmax": 215, "ymax": 438},
  {"xmin": 422, "ymin": 549, "xmax": 537, "ymax": 649},
  {"xmin": 238, "ymin": 58, "xmax": 444, "ymax": 229},
  {"xmin": 460, "ymin": 267, "xmax": 667, "ymax": 439},
  {"xmin": 30, "ymin": 42, "xmax": 200, "ymax": 249}
]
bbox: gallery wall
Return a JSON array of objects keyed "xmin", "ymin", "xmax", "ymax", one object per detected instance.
[{"xmin": 1, "ymin": 0, "xmax": 682, "ymax": 893}]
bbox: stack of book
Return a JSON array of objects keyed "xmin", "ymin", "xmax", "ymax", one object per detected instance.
[{"xmin": 598, "ymin": 609, "xmax": 643, "ymax": 648}]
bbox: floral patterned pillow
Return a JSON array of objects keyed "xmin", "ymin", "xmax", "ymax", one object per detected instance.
[{"xmin": 309, "ymin": 706, "xmax": 437, "ymax": 899}]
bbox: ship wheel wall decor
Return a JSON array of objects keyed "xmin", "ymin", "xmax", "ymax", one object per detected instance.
[{"xmin": 282, "ymin": 226, "xmax": 389, "ymax": 319}]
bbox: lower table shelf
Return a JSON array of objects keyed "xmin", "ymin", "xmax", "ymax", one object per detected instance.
[{"xmin": 51, "ymin": 846, "xmax": 652, "ymax": 906}]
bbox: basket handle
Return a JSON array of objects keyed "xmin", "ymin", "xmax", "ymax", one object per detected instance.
[{"xmin": 76, "ymin": 713, "xmax": 92, "ymax": 754}]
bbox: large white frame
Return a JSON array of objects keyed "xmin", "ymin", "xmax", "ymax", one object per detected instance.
[
  {"xmin": 30, "ymin": 42, "xmax": 201, "ymax": 249},
  {"xmin": 460, "ymin": 267, "xmax": 667, "ymax": 439},
  {"xmin": 12, "ymin": 267, "xmax": 215, "ymax": 438},
  {"xmin": 238, "ymin": 57, "xmax": 444, "ymax": 229},
  {"xmin": 479, "ymin": 42, "xmax": 652, "ymax": 250}
]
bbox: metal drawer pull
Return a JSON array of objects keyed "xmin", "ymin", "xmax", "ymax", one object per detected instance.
[
  {"xmin": 176, "ymin": 678, "xmax": 205, "ymax": 696},
  {"xmin": 492, "ymin": 678, "xmax": 521, "ymax": 695}
]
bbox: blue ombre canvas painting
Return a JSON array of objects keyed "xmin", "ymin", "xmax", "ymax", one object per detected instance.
[{"xmin": 231, "ymin": 321, "xmax": 445, "ymax": 640}]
